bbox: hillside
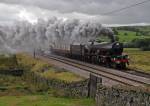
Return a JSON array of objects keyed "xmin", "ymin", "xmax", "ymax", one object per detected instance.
[{"xmin": 112, "ymin": 26, "xmax": 150, "ymax": 43}]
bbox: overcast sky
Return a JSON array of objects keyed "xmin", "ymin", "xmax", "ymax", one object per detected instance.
[{"xmin": 0, "ymin": 0, "xmax": 150, "ymax": 25}]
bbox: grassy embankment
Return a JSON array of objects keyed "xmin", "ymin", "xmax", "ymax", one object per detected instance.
[
  {"xmin": 124, "ymin": 48, "xmax": 150, "ymax": 73},
  {"xmin": 0, "ymin": 74, "xmax": 95, "ymax": 106},
  {"xmin": 16, "ymin": 53, "xmax": 84, "ymax": 82},
  {"xmin": 0, "ymin": 54, "xmax": 18, "ymax": 70},
  {"xmin": 0, "ymin": 54, "xmax": 95, "ymax": 106}
]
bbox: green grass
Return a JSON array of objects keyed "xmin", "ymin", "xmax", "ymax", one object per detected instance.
[
  {"xmin": 16, "ymin": 54, "xmax": 84, "ymax": 82},
  {"xmin": 124, "ymin": 48, "xmax": 150, "ymax": 73},
  {"xmin": 138, "ymin": 26, "xmax": 150, "ymax": 32},
  {"xmin": 0, "ymin": 74, "xmax": 30, "ymax": 96},
  {"xmin": 0, "ymin": 55, "xmax": 18, "ymax": 70},
  {"xmin": 0, "ymin": 95, "xmax": 95, "ymax": 106},
  {"xmin": 0, "ymin": 74, "xmax": 94, "ymax": 106},
  {"xmin": 42, "ymin": 71, "xmax": 84, "ymax": 82},
  {"xmin": 117, "ymin": 30, "xmax": 150, "ymax": 42}
]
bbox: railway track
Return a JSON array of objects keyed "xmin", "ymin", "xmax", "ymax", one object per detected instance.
[
  {"xmin": 125, "ymin": 69, "xmax": 150, "ymax": 78},
  {"xmin": 37, "ymin": 52, "xmax": 150, "ymax": 88}
]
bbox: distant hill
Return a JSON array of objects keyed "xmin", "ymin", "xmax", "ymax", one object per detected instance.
[{"xmin": 112, "ymin": 26, "xmax": 150, "ymax": 43}]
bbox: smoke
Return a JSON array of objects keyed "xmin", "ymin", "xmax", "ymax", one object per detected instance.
[{"xmin": 0, "ymin": 17, "xmax": 115, "ymax": 53}]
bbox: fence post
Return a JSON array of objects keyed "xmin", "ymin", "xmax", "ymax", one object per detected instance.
[
  {"xmin": 33, "ymin": 49, "xmax": 36, "ymax": 58},
  {"xmin": 88, "ymin": 74, "xmax": 98, "ymax": 98}
]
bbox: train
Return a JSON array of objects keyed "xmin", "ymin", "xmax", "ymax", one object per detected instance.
[{"xmin": 50, "ymin": 40, "xmax": 129, "ymax": 69}]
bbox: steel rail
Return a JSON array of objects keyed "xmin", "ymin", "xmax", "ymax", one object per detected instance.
[
  {"xmin": 44, "ymin": 54, "xmax": 150, "ymax": 84},
  {"xmin": 37, "ymin": 53, "xmax": 150, "ymax": 87}
]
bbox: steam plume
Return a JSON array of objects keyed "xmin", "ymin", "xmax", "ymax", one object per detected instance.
[{"xmin": 0, "ymin": 17, "xmax": 115, "ymax": 53}]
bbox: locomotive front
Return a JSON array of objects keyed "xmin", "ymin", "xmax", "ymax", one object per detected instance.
[{"xmin": 110, "ymin": 42, "xmax": 129, "ymax": 68}]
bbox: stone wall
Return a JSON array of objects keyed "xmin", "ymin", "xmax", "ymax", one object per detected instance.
[
  {"xmin": 23, "ymin": 70, "xmax": 89, "ymax": 97},
  {"xmin": 96, "ymin": 86, "xmax": 150, "ymax": 106},
  {"xmin": 3, "ymin": 68, "xmax": 149, "ymax": 105},
  {"xmin": 0, "ymin": 69, "xmax": 23, "ymax": 76}
]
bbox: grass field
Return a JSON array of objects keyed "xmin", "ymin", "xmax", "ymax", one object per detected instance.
[
  {"xmin": 0, "ymin": 75, "xmax": 30, "ymax": 96},
  {"xmin": 113, "ymin": 26, "xmax": 150, "ymax": 43},
  {"xmin": 117, "ymin": 30, "xmax": 150, "ymax": 42},
  {"xmin": 16, "ymin": 53, "xmax": 84, "ymax": 82},
  {"xmin": 0, "ymin": 53, "xmax": 84, "ymax": 83},
  {"xmin": 0, "ymin": 56, "xmax": 94, "ymax": 106},
  {"xmin": 0, "ymin": 54, "xmax": 18, "ymax": 70},
  {"xmin": 124, "ymin": 48, "xmax": 150, "ymax": 73},
  {"xmin": 0, "ymin": 95, "xmax": 95, "ymax": 106}
]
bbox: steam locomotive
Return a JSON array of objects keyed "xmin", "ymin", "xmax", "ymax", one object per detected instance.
[{"xmin": 51, "ymin": 40, "xmax": 129, "ymax": 69}]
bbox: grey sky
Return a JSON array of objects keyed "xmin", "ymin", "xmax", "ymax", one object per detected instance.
[{"xmin": 0, "ymin": 0, "xmax": 150, "ymax": 25}]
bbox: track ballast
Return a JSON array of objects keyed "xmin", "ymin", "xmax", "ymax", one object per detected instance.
[{"xmin": 37, "ymin": 52, "xmax": 150, "ymax": 88}]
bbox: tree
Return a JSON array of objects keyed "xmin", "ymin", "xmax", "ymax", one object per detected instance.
[
  {"xmin": 115, "ymin": 36, "xmax": 119, "ymax": 41},
  {"xmin": 132, "ymin": 38, "xmax": 150, "ymax": 50},
  {"xmin": 136, "ymin": 32, "xmax": 140, "ymax": 36},
  {"xmin": 113, "ymin": 29, "xmax": 119, "ymax": 35},
  {"xmin": 124, "ymin": 33, "xmax": 128, "ymax": 36}
]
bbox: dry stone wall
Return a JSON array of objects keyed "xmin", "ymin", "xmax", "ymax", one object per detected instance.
[
  {"xmin": 23, "ymin": 70, "xmax": 89, "ymax": 97},
  {"xmin": 96, "ymin": 86, "xmax": 150, "ymax": 106},
  {"xmin": 0, "ymin": 69, "xmax": 23, "ymax": 76}
]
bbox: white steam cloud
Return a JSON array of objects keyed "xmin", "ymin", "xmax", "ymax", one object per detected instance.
[{"xmin": 0, "ymin": 17, "xmax": 114, "ymax": 53}]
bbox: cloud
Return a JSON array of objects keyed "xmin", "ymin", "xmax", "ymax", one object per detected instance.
[
  {"xmin": 0, "ymin": 0, "xmax": 150, "ymax": 25},
  {"xmin": 17, "ymin": 9, "xmax": 37, "ymax": 23},
  {"xmin": 0, "ymin": 2, "xmax": 104, "ymax": 23},
  {"xmin": 0, "ymin": 3, "xmax": 20, "ymax": 23}
]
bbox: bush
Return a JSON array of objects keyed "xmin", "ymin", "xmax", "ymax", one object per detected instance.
[
  {"xmin": 141, "ymin": 45, "xmax": 150, "ymax": 51},
  {"xmin": 125, "ymin": 38, "xmax": 150, "ymax": 51}
]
